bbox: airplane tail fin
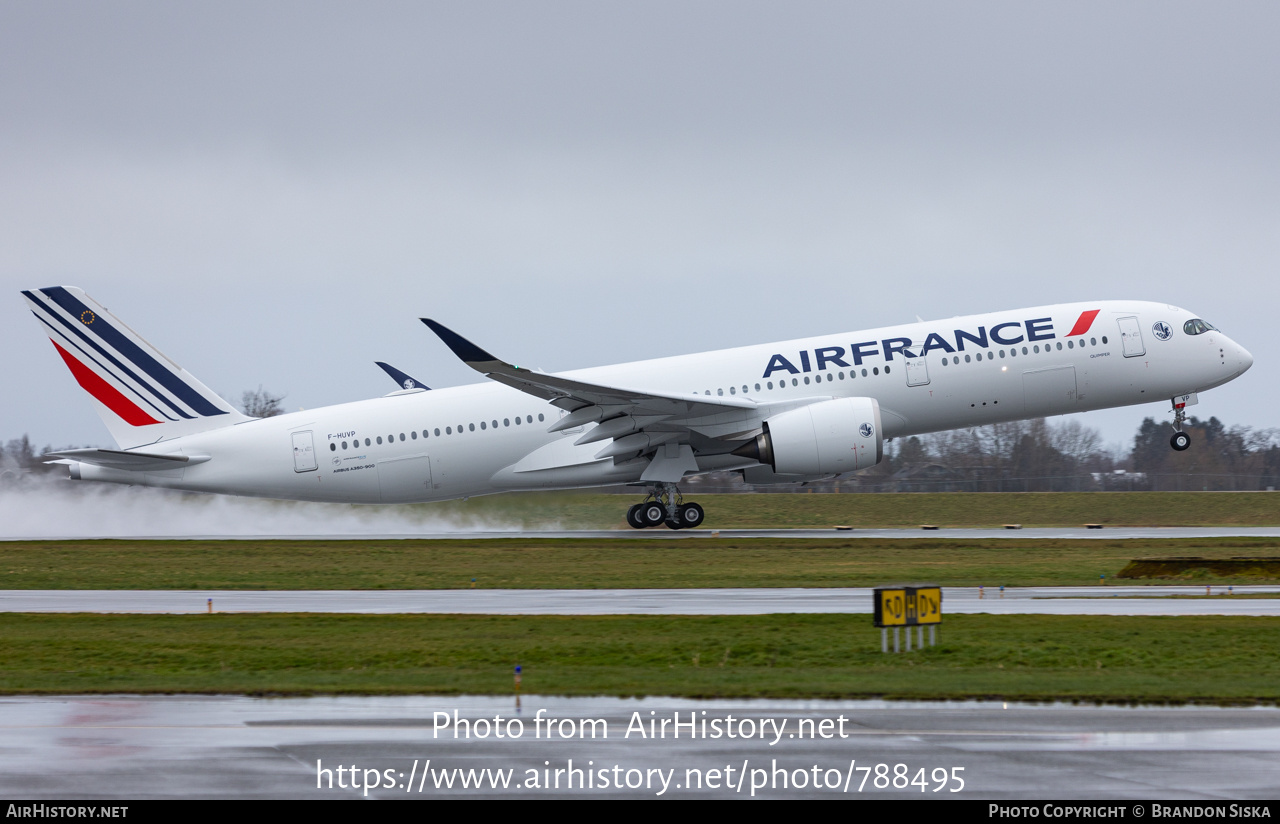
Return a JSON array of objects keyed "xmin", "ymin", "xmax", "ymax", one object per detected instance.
[{"xmin": 21, "ymin": 286, "xmax": 250, "ymax": 449}]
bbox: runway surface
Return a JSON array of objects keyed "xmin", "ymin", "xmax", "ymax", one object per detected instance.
[
  {"xmin": 3, "ymin": 694, "xmax": 1278, "ymax": 799},
  {"xmin": 5, "ymin": 586, "xmax": 1280, "ymax": 615},
  {"xmin": 8, "ymin": 526, "xmax": 1280, "ymax": 541}
]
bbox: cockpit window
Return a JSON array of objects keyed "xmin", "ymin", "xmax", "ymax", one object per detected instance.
[{"xmin": 1183, "ymin": 318, "xmax": 1217, "ymax": 335}]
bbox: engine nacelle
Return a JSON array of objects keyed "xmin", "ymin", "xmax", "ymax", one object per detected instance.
[{"xmin": 736, "ymin": 397, "xmax": 883, "ymax": 476}]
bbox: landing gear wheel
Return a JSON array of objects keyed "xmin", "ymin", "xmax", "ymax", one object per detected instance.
[
  {"xmin": 640, "ymin": 502, "xmax": 667, "ymax": 527},
  {"xmin": 626, "ymin": 504, "xmax": 647, "ymax": 529},
  {"xmin": 677, "ymin": 502, "xmax": 704, "ymax": 528},
  {"xmin": 1170, "ymin": 431, "xmax": 1191, "ymax": 451}
]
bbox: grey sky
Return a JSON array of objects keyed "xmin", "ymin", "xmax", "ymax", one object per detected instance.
[{"xmin": 2, "ymin": 2, "xmax": 1276, "ymax": 452}]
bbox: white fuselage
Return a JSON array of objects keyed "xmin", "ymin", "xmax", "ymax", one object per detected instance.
[{"xmin": 75, "ymin": 300, "xmax": 1253, "ymax": 503}]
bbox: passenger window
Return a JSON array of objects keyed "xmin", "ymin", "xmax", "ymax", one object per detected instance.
[
  {"xmin": 942, "ymin": 357, "xmax": 948, "ymax": 365},
  {"xmin": 435, "ymin": 428, "xmax": 441, "ymax": 436},
  {"xmin": 884, "ymin": 366, "xmax": 890, "ymax": 374},
  {"xmin": 718, "ymin": 388, "xmax": 724, "ymax": 396},
  {"xmin": 754, "ymin": 383, "xmax": 761, "ymax": 391},
  {"xmin": 999, "ymin": 350, "xmax": 1005, "ymax": 358},
  {"xmin": 492, "ymin": 420, "xmax": 498, "ymax": 429},
  {"xmin": 411, "ymin": 431, "xmax": 417, "ymax": 439},
  {"xmin": 537, "ymin": 414, "xmax": 544, "ymax": 422},
  {"xmin": 469, "ymin": 424, "xmax": 475, "ymax": 432},
  {"xmin": 1055, "ymin": 342, "xmax": 1062, "ymax": 350},
  {"xmin": 837, "ymin": 372, "xmax": 845, "ymax": 380},
  {"xmin": 792, "ymin": 378, "xmax": 799, "ymax": 386},
  {"xmin": 860, "ymin": 369, "xmax": 867, "ymax": 377},
  {"xmin": 1033, "ymin": 345, "xmax": 1040, "ymax": 353},
  {"xmin": 1090, "ymin": 337, "xmax": 1097, "ymax": 346},
  {"xmin": 480, "ymin": 421, "xmax": 487, "ymax": 430},
  {"xmin": 1022, "ymin": 346, "xmax": 1028, "ymax": 355},
  {"xmin": 964, "ymin": 355, "xmax": 971, "ymax": 363},
  {"xmin": 1101, "ymin": 336, "xmax": 1108, "ymax": 344},
  {"xmin": 330, "ymin": 443, "xmax": 336, "ymax": 452},
  {"xmin": 767, "ymin": 381, "xmax": 774, "ymax": 389},
  {"xmin": 803, "ymin": 376, "xmax": 810, "ymax": 385},
  {"xmin": 504, "ymin": 418, "xmax": 510, "ymax": 427},
  {"xmin": 1067, "ymin": 340, "xmax": 1074, "ymax": 349},
  {"xmin": 446, "ymin": 427, "xmax": 452, "ymax": 434},
  {"xmin": 341, "ymin": 441, "xmax": 348, "ymax": 450},
  {"xmin": 376, "ymin": 436, "xmax": 383, "ymax": 444},
  {"xmin": 729, "ymin": 386, "xmax": 736, "ymax": 394}
]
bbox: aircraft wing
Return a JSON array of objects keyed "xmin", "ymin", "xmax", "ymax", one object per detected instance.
[
  {"xmin": 375, "ymin": 361, "xmax": 430, "ymax": 391},
  {"xmin": 44, "ymin": 448, "xmax": 210, "ymax": 472},
  {"xmin": 422, "ymin": 319, "xmax": 756, "ymax": 418},
  {"xmin": 422, "ymin": 319, "xmax": 821, "ymax": 479}
]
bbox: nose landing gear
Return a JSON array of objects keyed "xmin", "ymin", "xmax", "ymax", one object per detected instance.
[
  {"xmin": 625, "ymin": 483, "xmax": 705, "ymax": 529},
  {"xmin": 1169, "ymin": 402, "xmax": 1191, "ymax": 451}
]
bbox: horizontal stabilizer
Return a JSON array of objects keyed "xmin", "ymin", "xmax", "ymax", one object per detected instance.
[{"xmin": 45, "ymin": 448, "xmax": 210, "ymax": 472}]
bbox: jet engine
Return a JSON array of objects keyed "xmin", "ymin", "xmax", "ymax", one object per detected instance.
[{"xmin": 734, "ymin": 397, "xmax": 883, "ymax": 476}]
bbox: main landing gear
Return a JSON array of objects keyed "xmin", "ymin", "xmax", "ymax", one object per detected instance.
[
  {"xmin": 1170, "ymin": 403, "xmax": 1191, "ymax": 451},
  {"xmin": 626, "ymin": 483, "xmax": 705, "ymax": 530}
]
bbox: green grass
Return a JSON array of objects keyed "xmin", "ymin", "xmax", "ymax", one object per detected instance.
[
  {"xmin": 2, "ymin": 613, "xmax": 1276, "ymax": 703},
  {"xmin": 418, "ymin": 490, "xmax": 1280, "ymax": 528},
  {"xmin": 4, "ymin": 537, "xmax": 1279, "ymax": 589}
]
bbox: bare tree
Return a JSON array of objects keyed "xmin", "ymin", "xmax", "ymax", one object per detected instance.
[
  {"xmin": 241, "ymin": 386, "xmax": 286, "ymax": 418},
  {"xmin": 1051, "ymin": 419, "xmax": 1103, "ymax": 470}
]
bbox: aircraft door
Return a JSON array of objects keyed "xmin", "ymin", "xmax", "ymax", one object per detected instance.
[
  {"xmin": 291, "ymin": 431, "xmax": 318, "ymax": 473},
  {"xmin": 1117, "ymin": 316, "xmax": 1145, "ymax": 357},
  {"xmin": 904, "ymin": 357, "xmax": 930, "ymax": 387}
]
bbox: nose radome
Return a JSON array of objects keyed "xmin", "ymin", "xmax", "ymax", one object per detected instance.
[{"xmin": 1238, "ymin": 342, "xmax": 1254, "ymax": 374}]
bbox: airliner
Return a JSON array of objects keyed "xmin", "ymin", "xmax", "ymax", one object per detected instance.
[{"xmin": 21, "ymin": 287, "xmax": 1253, "ymax": 528}]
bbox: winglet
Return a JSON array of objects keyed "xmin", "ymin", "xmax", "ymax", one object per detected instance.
[{"xmin": 421, "ymin": 319, "xmax": 505, "ymax": 369}]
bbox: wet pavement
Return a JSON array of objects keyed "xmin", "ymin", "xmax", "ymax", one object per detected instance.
[
  {"xmin": 2, "ymin": 695, "xmax": 1278, "ymax": 799},
  {"xmin": 9, "ymin": 526, "xmax": 1280, "ymax": 541}
]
